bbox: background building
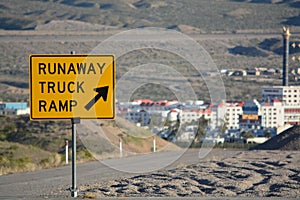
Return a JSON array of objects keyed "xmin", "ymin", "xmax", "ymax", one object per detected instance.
[
  {"xmin": 262, "ymin": 86, "xmax": 300, "ymax": 105},
  {"xmin": 261, "ymin": 100, "xmax": 284, "ymax": 128},
  {"xmin": 225, "ymin": 102, "xmax": 243, "ymax": 130},
  {"xmin": 0, "ymin": 102, "xmax": 29, "ymax": 115},
  {"xmin": 262, "ymin": 86, "xmax": 300, "ymax": 125}
]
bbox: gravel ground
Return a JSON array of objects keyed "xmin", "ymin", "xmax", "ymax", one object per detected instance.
[{"xmin": 52, "ymin": 150, "xmax": 300, "ymax": 198}]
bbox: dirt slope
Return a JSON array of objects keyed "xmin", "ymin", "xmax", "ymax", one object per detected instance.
[{"xmin": 251, "ymin": 125, "xmax": 300, "ymax": 150}]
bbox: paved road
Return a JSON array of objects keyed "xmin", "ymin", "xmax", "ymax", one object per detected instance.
[
  {"xmin": 0, "ymin": 149, "xmax": 241, "ymax": 199},
  {"xmin": 0, "ymin": 32, "xmax": 293, "ymax": 42}
]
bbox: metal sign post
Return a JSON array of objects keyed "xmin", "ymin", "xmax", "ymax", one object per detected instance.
[{"xmin": 71, "ymin": 118, "xmax": 80, "ymax": 197}]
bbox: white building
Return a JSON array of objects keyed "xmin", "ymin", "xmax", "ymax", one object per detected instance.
[
  {"xmin": 225, "ymin": 102, "xmax": 243, "ymax": 130},
  {"xmin": 117, "ymin": 101, "xmax": 142, "ymax": 112},
  {"xmin": 262, "ymin": 86, "xmax": 300, "ymax": 125},
  {"xmin": 261, "ymin": 100, "xmax": 284, "ymax": 128},
  {"xmin": 179, "ymin": 109, "xmax": 212, "ymax": 124},
  {"xmin": 262, "ymin": 86, "xmax": 300, "ymax": 105}
]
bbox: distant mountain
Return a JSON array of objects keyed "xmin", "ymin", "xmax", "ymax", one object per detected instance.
[{"xmin": 0, "ymin": 0, "xmax": 300, "ymax": 32}]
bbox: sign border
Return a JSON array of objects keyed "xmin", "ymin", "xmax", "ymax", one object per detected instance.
[{"xmin": 29, "ymin": 54, "xmax": 115, "ymax": 120}]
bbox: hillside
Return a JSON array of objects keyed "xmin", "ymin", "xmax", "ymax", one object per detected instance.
[
  {"xmin": 1, "ymin": 29, "xmax": 299, "ymax": 103},
  {"xmin": 251, "ymin": 125, "xmax": 300, "ymax": 150},
  {"xmin": 0, "ymin": 141, "xmax": 61, "ymax": 175},
  {"xmin": 0, "ymin": 115, "xmax": 179, "ymax": 175},
  {"xmin": 2, "ymin": 32, "xmax": 300, "ymax": 102},
  {"xmin": 0, "ymin": 0, "xmax": 300, "ymax": 32},
  {"xmin": 1, "ymin": 0, "xmax": 300, "ymax": 103},
  {"xmin": 0, "ymin": 115, "xmax": 89, "ymax": 175},
  {"xmin": 78, "ymin": 119, "xmax": 180, "ymax": 160}
]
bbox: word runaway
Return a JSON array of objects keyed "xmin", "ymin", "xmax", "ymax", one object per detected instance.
[{"xmin": 38, "ymin": 62, "xmax": 106, "ymax": 75}]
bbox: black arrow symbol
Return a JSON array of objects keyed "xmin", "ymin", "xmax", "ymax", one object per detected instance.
[{"xmin": 84, "ymin": 86, "xmax": 109, "ymax": 111}]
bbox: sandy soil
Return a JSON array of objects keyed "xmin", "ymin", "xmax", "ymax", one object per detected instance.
[{"xmin": 78, "ymin": 150, "xmax": 300, "ymax": 198}]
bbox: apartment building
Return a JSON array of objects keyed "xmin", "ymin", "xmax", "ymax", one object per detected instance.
[
  {"xmin": 225, "ymin": 102, "xmax": 243, "ymax": 130},
  {"xmin": 262, "ymin": 86, "xmax": 300, "ymax": 125},
  {"xmin": 262, "ymin": 86, "xmax": 300, "ymax": 105},
  {"xmin": 0, "ymin": 102, "xmax": 29, "ymax": 115},
  {"xmin": 179, "ymin": 109, "xmax": 212, "ymax": 124},
  {"xmin": 261, "ymin": 100, "xmax": 285, "ymax": 128}
]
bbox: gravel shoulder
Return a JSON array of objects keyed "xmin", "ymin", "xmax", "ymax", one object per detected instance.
[
  {"xmin": 60, "ymin": 150, "xmax": 300, "ymax": 198},
  {"xmin": 1, "ymin": 149, "xmax": 299, "ymax": 199}
]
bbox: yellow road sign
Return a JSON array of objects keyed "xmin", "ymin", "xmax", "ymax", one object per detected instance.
[{"xmin": 29, "ymin": 55, "xmax": 115, "ymax": 119}]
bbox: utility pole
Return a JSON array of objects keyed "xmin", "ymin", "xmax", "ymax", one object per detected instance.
[{"xmin": 282, "ymin": 26, "xmax": 291, "ymax": 86}]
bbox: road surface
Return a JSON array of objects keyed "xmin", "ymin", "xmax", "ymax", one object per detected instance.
[
  {"xmin": 0, "ymin": 149, "xmax": 241, "ymax": 199},
  {"xmin": 1, "ymin": 31, "xmax": 296, "ymax": 42}
]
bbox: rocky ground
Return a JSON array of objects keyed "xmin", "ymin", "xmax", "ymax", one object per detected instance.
[{"xmin": 63, "ymin": 150, "xmax": 300, "ymax": 198}]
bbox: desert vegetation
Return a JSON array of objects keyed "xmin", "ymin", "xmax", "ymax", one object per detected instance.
[{"xmin": 0, "ymin": 115, "xmax": 95, "ymax": 174}]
